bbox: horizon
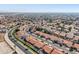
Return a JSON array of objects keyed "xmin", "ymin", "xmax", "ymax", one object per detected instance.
[{"xmin": 0, "ymin": 4, "xmax": 79, "ymax": 12}]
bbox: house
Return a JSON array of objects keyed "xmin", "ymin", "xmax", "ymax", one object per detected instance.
[
  {"xmin": 54, "ymin": 31, "xmax": 60, "ymax": 36},
  {"xmin": 63, "ymin": 40, "xmax": 73, "ymax": 47},
  {"xmin": 73, "ymin": 36, "xmax": 79, "ymax": 40},
  {"xmin": 60, "ymin": 32, "xmax": 66, "ymax": 37},
  {"xmin": 72, "ymin": 43, "xmax": 79, "ymax": 51},
  {"xmin": 42, "ymin": 45, "xmax": 54, "ymax": 54},
  {"xmin": 35, "ymin": 31, "xmax": 51, "ymax": 40},
  {"xmin": 66, "ymin": 33, "xmax": 74, "ymax": 39},
  {"xmin": 34, "ymin": 41, "xmax": 45, "ymax": 49},
  {"xmin": 50, "ymin": 35, "xmax": 59, "ymax": 41},
  {"xmin": 51, "ymin": 48, "xmax": 64, "ymax": 54},
  {"xmin": 26, "ymin": 37, "xmax": 37, "ymax": 45}
]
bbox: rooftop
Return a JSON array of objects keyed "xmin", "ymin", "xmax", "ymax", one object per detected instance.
[{"xmin": 42, "ymin": 45, "xmax": 54, "ymax": 54}]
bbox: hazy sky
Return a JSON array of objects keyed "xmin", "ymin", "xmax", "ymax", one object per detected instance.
[{"xmin": 0, "ymin": 4, "xmax": 79, "ymax": 12}]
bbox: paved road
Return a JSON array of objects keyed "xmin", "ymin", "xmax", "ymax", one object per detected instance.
[{"xmin": 7, "ymin": 27, "xmax": 33, "ymax": 54}]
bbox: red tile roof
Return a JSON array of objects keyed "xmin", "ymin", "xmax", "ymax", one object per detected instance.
[
  {"xmin": 42, "ymin": 45, "xmax": 54, "ymax": 54},
  {"xmin": 50, "ymin": 35, "xmax": 58, "ymax": 40},
  {"xmin": 34, "ymin": 41, "xmax": 45, "ymax": 48},
  {"xmin": 35, "ymin": 31, "xmax": 62, "ymax": 41},
  {"xmin": 36, "ymin": 31, "xmax": 50, "ymax": 37},
  {"xmin": 51, "ymin": 48, "xmax": 63, "ymax": 54},
  {"xmin": 26, "ymin": 35, "xmax": 46, "ymax": 48},
  {"xmin": 63, "ymin": 40, "xmax": 73, "ymax": 47},
  {"xmin": 35, "ymin": 31, "xmax": 51, "ymax": 39},
  {"xmin": 27, "ymin": 38, "xmax": 37, "ymax": 45},
  {"xmin": 73, "ymin": 43, "xmax": 79, "ymax": 49},
  {"xmin": 35, "ymin": 31, "xmax": 43, "ymax": 36}
]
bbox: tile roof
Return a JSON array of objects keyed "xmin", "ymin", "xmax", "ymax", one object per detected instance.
[
  {"xmin": 42, "ymin": 45, "xmax": 54, "ymax": 54},
  {"xmin": 27, "ymin": 37, "xmax": 37, "ymax": 45},
  {"xmin": 34, "ymin": 41, "xmax": 45, "ymax": 48},
  {"xmin": 73, "ymin": 43, "xmax": 79, "ymax": 49},
  {"xmin": 35, "ymin": 31, "xmax": 51, "ymax": 39},
  {"xmin": 26, "ymin": 35, "xmax": 46, "ymax": 48},
  {"xmin": 63, "ymin": 40, "xmax": 73, "ymax": 47},
  {"xmin": 63, "ymin": 40, "xmax": 72, "ymax": 44},
  {"xmin": 35, "ymin": 31, "xmax": 61, "ymax": 41},
  {"xmin": 50, "ymin": 35, "xmax": 59, "ymax": 41},
  {"xmin": 51, "ymin": 48, "xmax": 63, "ymax": 54}
]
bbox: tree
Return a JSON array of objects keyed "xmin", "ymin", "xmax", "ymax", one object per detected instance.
[
  {"xmin": 68, "ymin": 27, "xmax": 72, "ymax": 32},
  {"xmin": 69, "ymin": 47, "xmax": 77, "ymax": 52},
  {"xmin": 15, "ymin": 29, "xmax": 20, "ymax": 32}
]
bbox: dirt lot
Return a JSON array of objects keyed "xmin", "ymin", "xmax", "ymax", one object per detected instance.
[
  {"xmin": 0, "ymin": 33, "xmax": 5, "ymax": 42},
  {"xmin": 0, "ymin": 42, "xmax": 14, "ymax": 54},
  {"xmin": 0, "ymin": 33, "xmax": 14, "ymax": 54}
]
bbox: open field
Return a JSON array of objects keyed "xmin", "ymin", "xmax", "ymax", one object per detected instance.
[
  {"xmin": 0, "ymin": 33, "xmax": 5, "ymax": 42},
  {"xmin": 0, "ymin": 42, "xmax": 14, "ymax": 54},
  {"xmin": 0, "ymin": 33, "xmax": 14, "ymax": 54}
]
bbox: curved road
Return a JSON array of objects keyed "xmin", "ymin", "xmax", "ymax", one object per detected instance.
[{"xmin": 5, "ymin": 27, "xmax": 36, "ymax": 54}]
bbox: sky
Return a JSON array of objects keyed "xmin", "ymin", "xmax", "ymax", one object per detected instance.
[{"xmin": 0, "ymin": 4, "xmax": 79, "ymax": 12}]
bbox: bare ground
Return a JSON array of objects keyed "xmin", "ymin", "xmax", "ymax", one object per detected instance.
[{"xmin": 0, "ymin": 33, "xmax": 14, "ymax": 54}]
